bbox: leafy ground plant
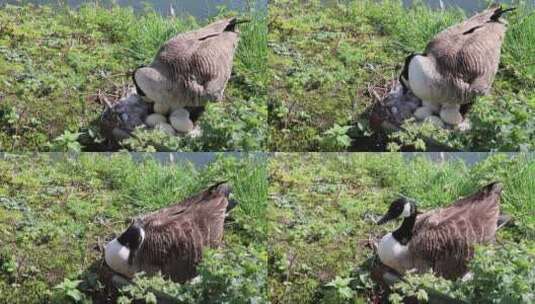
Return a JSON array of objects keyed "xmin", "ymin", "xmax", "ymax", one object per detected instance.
[
  {"xmin": 0, "ymin": 2, "xmax": 267, "ymax": 151},
  {"xmin": 268, "ymin": 0, "xmax": 535, "ymax": 151},
  {"xmin": 268, "ymin": 153, "xmax": 534, "ymax": 303},
  {"xmin": 389, "ymin": 242, "xmax": 534, "ymax": 304},
  {"xmin": 0, "ymin": 153, "xmax": 267, "ymax": 303}
]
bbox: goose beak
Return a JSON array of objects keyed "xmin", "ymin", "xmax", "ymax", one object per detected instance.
[{"xmin": 377, "ymin": 212, "xmax": 394, "ymax": 225}]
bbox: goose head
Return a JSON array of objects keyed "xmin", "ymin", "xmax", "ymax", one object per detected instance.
[
  {"xmin": 117, "ymin": 221, "xmax": 145, "ymax": 252},
  {"xmin": 377, "ymin": 197, "xmax": 416, "ymax": 225},
  {"xmin": 105, "ymin": 221, "xmax": 145, "ymax": 278},
  {"xmin": 376, "ymin": 197, "xmax": 418, "ymax": 272},
  {"xmin": 490, "ymin": 6, "xmax": 516, "ymax": 24}
]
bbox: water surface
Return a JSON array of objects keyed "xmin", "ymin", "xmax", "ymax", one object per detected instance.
[
  {"xmin": 323, "ymin": 0, "xmax": 516, "ymax": 13},
  {"xmin": 403, "ymin": 0, "xmax": 513, "ymax": 13},
  {"xmin": 0, "ymin": 0, "xmax": 267, "ymax": 19},
  {"xmin": 0, "ymin": 152, "xmax": 266, "ymax": 167}
]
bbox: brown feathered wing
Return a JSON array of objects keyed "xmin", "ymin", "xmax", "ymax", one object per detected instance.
[
  {"xmin": 134, "ymin": 183, "xmax": 230, "ymax": 282},
  {"xmin": 425, "ymin": 6, "xmax": 508, "ymax": 99},
  {"xmin": 152, "ymin": 18, "xmax": 239, "ymax": 106},
  {"xmin": 409, "ymin": 182, "xmax": 502, "ymax": 279}
]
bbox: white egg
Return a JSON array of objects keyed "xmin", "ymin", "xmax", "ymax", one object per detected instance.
[
  {"xmin": 153, "ymin": 102, "xmax": 171, "ymax": 115},
  {"xmin": 170, "ymin": 108, "xmax": 190, "ymax": 118},
  {"xmin": 440, "ymin": 104, "xmax": 463, "ymax": 125},
  {"xmin": 413, "ymin": 106, "xmax": 434, "ymax": 121},
  {"xmin": 145, "ymin": 113, "xmax": 168, "ymax": 128},
  {"xmin": 424, "ymin": 115, "xmax": 445, "ymax": 128},
  {"xmin": 169, "ymin": 114, "xmax": 194, "ymax": 133},
  {"xmin": 155, "ymin": 122, "xmax": 176, "ymax": 136}
]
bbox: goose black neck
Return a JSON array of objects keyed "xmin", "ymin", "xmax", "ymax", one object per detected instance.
[
  {"xmin": 118, "ymin": 223, "xmax": 143, "ymax": 250},
  {"xmin": 392, "ymin": 212, "xmax": 417, "ymax": 245}
]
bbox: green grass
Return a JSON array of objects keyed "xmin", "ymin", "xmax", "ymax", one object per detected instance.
[
  {"xmin": 0, "ymin": 153, "xmax": 267, "ymax": 303},
  {"xmin": 268, "ymin": 0, "xmax": 535, "ymax": 151},
  {"xmin": 268, "ymin": 153, "xmax": 534, "ymax": 303},
  {"xmin": 0, "ymin": 2, "xmax": 267, "ymax": 151}
]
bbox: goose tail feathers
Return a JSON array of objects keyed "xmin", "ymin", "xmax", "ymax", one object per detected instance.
[
  {"xmin": 490, "ymin": 6, "xmax": 516, "ymax": 22},
  {"xmin": 209, "ymin": 181, "xmax": 238, "ymax": 212},
  {"xmin": 224, "ymin": 18, "xmax": 250, "ymax": 32},
  {"xmin": 211, "ymin": 181, "xmax": 232, "ymax": 197},
  {"xmin": 485, "ymin": 181, "xmax": 503, "ymax": 194}
]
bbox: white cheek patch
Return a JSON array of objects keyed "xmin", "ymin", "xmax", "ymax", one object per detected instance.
[
  {"xmin": 139, "ymin": 228, "xmax": 146, "ymax": 244},
  {"xmin": 401, "ymin": 203, "xmax": 411, "ymax": 218},
  {"xmin": 105, "ymin": 238, "xmax": 135, "ymax": 278}
]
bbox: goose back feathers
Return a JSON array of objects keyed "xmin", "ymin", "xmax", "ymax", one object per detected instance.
[
  {"xmin": 105, "ymin": 182, "xmax": 236, "ymax": 282},
  {"xmin": 378, "ymin": 182, "xmax": 503, "ymax": 279},
  {"xmin": 409, "ymin": 182, "xmax": 502, "ymax": 279},
  {"xmin": 134, "ymin": 18, "xmax": 244, "ymax": 107}
]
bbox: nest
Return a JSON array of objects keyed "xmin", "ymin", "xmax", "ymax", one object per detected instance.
[
  {"xmin": 369, "ymin": 81, "xmax": 472, "ymax": 132},
  {"xmin": 99, "ymin": 87, "xmax": 151, "ymax": 144},
  {"xmin": 98, "ymin": 86, "xmax": 205, "ymax": 147},
  {"xmin": 364, "ymin": 81, "xmax": 473, "ymax": 152},
  {"xmin": 368, "ymin": 81, "xmax": 421, "ymax": 130}
]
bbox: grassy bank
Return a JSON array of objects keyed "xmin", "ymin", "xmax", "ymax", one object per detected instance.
[
  {"xmin": 268, "ymin": 153, "xmax": 534, "ymax": 303},
  {"xmin": 268, "ymin": 0, "xmax": 535, "ymax": 151},
  {"xmin": 0, "ymin": 2, "xmax": 267, "ymax": 151},
  {"xmin": 0, "ymin": 153, "xmax": 267, "ymax": 303}
]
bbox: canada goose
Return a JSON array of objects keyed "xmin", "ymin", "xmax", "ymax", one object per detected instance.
[
  {"xmin": 400, "ymin": 6, "xmax": 515, "ymax": 125},
  {"xmin": 376, "ymin": 182, "xmax": 502, "ymax": 279},
  {"xmin": 133, "ymin": 18, "xmax": 247, "ymax": 132},
  {"xmin": 104, "ymin": 182, "xmax": 237, "ymax": 283}
]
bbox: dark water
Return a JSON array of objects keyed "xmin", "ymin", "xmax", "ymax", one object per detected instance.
[
  {"xmin": 0, "ymin": 153, "xmax": 267, "ymax": 168},
  {"xmin": 131, "ymin": 152, "xmax": 266, "ymax": 167},
  {"xmin": 1, "ymin": 153, "xmax": 525, "ymax": 167},
  {"xmin": 323, "ymin": 0, "xmax": 518, "ymax": 13},
  {"xmin": 0, "ymin": 0, "xmax": 267, "ymax": 19},
  {"xmin": 95, "ymin": 152, "xmax": 265, "ymax": 167},
  {"xmin": 402, "ymin": 0, "xmax": 513, "ymax": 13}
]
